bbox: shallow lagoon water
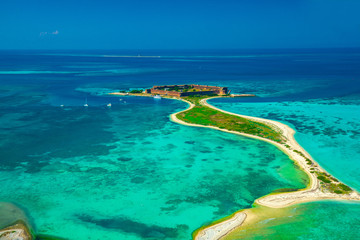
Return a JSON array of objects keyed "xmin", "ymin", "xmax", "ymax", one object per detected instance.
[
  {"xmin": 0, "ymin": 96, "xmax": 307, "ymax": 239},
  {"xmin": 1, "ymin": 49, "xmax": 360, "ymax": 239},
  {"xmin": 210, "ymin": 96, "xmax": 360, "ymax": 239},
  {"xmin": 210, "ymin": 97, "xmax": 360, "ymax": 191},
  {"xmin": 224, "ymin": 201, "xmax": 360, "ymax": 240}
]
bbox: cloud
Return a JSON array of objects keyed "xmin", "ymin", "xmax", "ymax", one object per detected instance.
[{"xmin": 39, "ymin": 30, "xmax": 59, "ymax": 36}]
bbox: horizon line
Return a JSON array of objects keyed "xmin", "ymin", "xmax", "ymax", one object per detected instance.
[{"xmin": 1, "ymin": 47, "xmax": 360, "ymax": 51}]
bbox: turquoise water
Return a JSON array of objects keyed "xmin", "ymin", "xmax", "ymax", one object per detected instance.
[
  {"xmin": 210, "ymin": 96, "xmax": 360, "ymax": 238},
  {"xmin": 1, "ymin": 49, "xmax": 360, "ymax": 239},
  {"xmin": 265, "ymin": 201, "xmax": 360, "ymax": 240},
  {"xmin": 210, "ymin": 96, "xmax": 360, "ymax": 191},
  {"xmin": 0, "ymin": 96, "xmax": 307, "ymax": 239},
  {"xmin": 226, "ymin": 201, "xmax": 360, "ymax": 240}
]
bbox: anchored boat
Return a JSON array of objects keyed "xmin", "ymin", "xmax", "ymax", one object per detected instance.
[{"xmin": 154, "ymin": 95, "xmax": 162, "ymax": 99}]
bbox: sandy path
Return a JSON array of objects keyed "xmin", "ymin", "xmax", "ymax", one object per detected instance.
[
  {"xmin": 169, "ymin": 97, "xmax": 360, "ymax": 240},
  {"xmin": 108, "ymin": 93, "xmax": 360, "ymax": 240},
  {"xmin": 0, "ymin": 223, "xmax": 31, "ymax": 240}
]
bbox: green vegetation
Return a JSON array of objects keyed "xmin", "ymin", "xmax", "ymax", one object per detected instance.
[
  {"xmin": 159, "ymin": 85, "xmax": 193, "ymax": 92},
  {"xmin": 177, "ymin": 95, "xmax": 284, "ymax": 143},
  {"xmin": 315, "ymin": 171, "xmax": 352, "ymax": 194},
  {"xmin": 129, "ymin": 90, "xmax": 143, "ymax": 93},
  {"xmin": 317, "ymin": 175, "xmax": 331, "ymax": 183},
  {"xmin": 331, "ymin": 177, "xmax": 339, "ymax": 182},
  {"xmin": 292, "ymin": 150, "xmax": 314, "ymax": 166},
  {"xmin": 338, "ymin": 183, "xmax": 352, "ymax": 192},
  {"xmin": 293, "ymin": 150, "xmax": 307, "ymax": 158},
  {"xmin": 176, "ymin": 95, "xmax": 354, "ymax": 196},
  {"xmin": 184, "ymin": 94, "xmax": 217, "ymax": 105}
]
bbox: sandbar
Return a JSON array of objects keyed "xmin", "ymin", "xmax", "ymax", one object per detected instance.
[{"xmin": 170, "ymin": 97, "xmax": 360, "ymax": 240}]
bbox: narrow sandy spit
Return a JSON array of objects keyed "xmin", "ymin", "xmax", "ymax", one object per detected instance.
[
  {"xmin": 0, "ymin": 223, "xmax": 32, "ymax": 240},
  {"xmin": 194, "ymin": 212, "xmax": 247, "ymax": 240},
  {"xmin": 0, "ymin": 229, "xmax": 27, "ymax": 240},
  {"xmin": 108, "ymin": 93, "xmax": 360, "ymax": 239},
  {"xmin": 169, "ymin": 97, "xmax": 360, "ymax": 240}
]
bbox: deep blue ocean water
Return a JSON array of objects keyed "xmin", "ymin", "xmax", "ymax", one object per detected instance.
[{"xmin": 0, "ymin": 49, "xmax": 359, "ymax": 239}]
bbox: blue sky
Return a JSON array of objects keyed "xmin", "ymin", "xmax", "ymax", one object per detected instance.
[{"xmin": 1, "ymin": 0, "xmax": 360, "ymax": 49}]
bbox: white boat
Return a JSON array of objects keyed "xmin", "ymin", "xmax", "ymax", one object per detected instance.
[
  {"xmin": 84, "ymin": 98, "xmax": 88, "ymax": 107},
  {"xmin": 107, "ymin": 103, "xmax": 112, "ymax": 107},
  {"xmin": 60, "ymin": 104, "xmax": 64, "ymax": 108},
  {"xmin": 154, "ymin": 95, "xmax": 162, "ymax": 99}
]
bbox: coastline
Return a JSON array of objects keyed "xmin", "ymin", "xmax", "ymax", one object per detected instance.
[
  {"xmin": 107, "ymin": 92, "xmax": 360, "ymax": 239},
  {"xmin": 169, "ymin": 96, "xmax": 360, "ymax": 240},
  {"xmin": 0, "ymin": 222, "xmax": 32, "ymax": 240}
]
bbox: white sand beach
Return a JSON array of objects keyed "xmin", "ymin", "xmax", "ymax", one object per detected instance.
[
  {"xmin": 107, "ymin": 93, "xmax": 360, "ymax": 240},
  {"xmin": 169, "ymin": 97, "xmax": 360, "ymax": 240},
  {"xmin": 0, "ymin": 223, "xmax": 31, "ymax": 240}
]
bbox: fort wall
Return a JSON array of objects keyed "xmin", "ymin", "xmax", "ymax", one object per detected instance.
[
  {"xmin": 148, "ymin": 84, "xmax": 229, "ymax": 97},
  {"xmin": 151, "ymin": 89, "xmax": 182, "ymax": 97}
]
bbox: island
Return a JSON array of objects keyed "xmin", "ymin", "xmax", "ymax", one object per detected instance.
[
  {"xmin": 110, "ymin": 84, "xmax": 360, "ymax": 240},
  {"xmin": 0, "ymin": 222, "xmax": 32, "ymax": 240}
]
